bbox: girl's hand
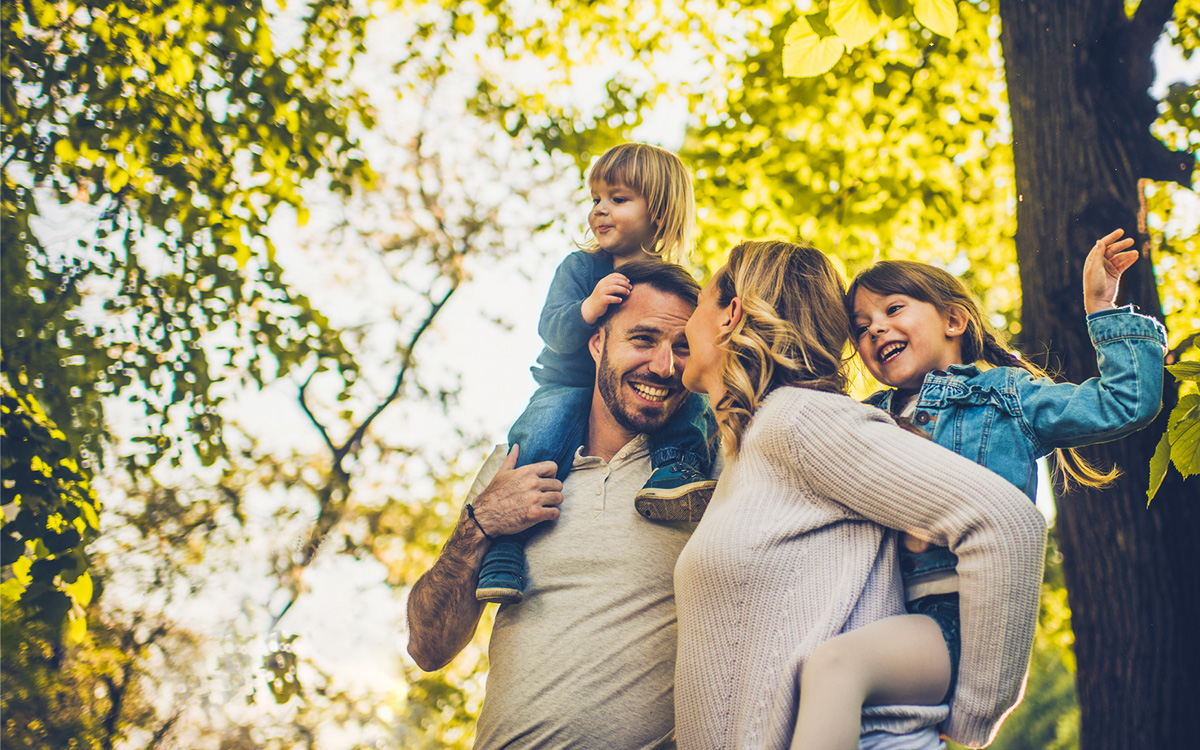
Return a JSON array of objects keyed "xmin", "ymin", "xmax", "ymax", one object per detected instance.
[
  {"xmin": 581, "ymin": 272, "xmax": 632, "ymax": 325},
  {"xmin": 1083, "ymin": 228, "xmax": 1138, "ymax": 315}
]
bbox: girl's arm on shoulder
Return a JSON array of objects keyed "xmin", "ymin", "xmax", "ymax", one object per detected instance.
[
  {"xmin": 539, "ymin": 252, "xmax": 606, "ymax": 354},
  {"xmin": 1016, "ymin": 305, "xmax": 1167, "ymax": 450},
  {"xmin": 776, "ymin": 390, "xmax": 1046, "ymax": 745}
]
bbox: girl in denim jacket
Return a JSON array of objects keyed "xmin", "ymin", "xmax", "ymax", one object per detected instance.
[
  {"xmin": 474, "ymin": 143, "xmax": 717, "ymax": 605},
  {"xmin": 791, "ymin": 229, "xmax": 1167, "ymax": 748}
]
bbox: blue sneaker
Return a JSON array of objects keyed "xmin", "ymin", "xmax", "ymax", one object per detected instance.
[
  {"xmin": 476, "ymin": 537, "xmax": 527, "ymax": 604},
  {"xmin": 634, "ymin": 461, "xmax": 716, "ymax": 522}
]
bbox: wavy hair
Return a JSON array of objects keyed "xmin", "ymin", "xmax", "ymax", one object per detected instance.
[
  {"xmin": 713, "ymin": 240, "xmax": 851, "ymax": 456},
  {"xmin": 845, "ymin": 259, "xmax": 1119, "ymax": 492},
  {"xmin": 581, "ymin": 142, "xmax": 696, "ymax": 264}
]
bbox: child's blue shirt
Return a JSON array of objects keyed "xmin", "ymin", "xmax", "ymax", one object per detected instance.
[
  {"xmin": 531, "ymin": 250, "xmax": 614, "ymax": 388},
  {"xmin": 865, "ymin": 305, "xmax": 1167, "ymax": 584}
]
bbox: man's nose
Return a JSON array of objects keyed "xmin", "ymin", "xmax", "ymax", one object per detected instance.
[{"xmin": 649, "ymin": 344, "xmax": 676, "ymax": 378}]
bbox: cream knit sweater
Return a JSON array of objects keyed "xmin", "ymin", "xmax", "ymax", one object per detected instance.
[{"xmin": 674, "ymin": 387, "xmax": 1046, "ymax": 749}]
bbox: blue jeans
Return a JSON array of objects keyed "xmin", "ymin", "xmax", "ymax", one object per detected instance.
[
  {"xmin": 507, "ymin": 383, "xmax": 716, "ymax": 482},
  {"xmin": 482, "ymin": 384, "xmax": 716, "ymax": 579}
]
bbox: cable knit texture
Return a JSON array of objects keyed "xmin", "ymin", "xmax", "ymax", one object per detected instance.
[{"xmin": 673, "ymin": 387, "xmax": 1046, "ymax": 749}]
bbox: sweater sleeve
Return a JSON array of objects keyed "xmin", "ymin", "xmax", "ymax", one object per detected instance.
[
  {"xmin": 1016, "ymin": 305, "xmax": 1166, "ymax": 451},
  {"xmin": 774, "ymin": 389, "xmax": 1047, "ymax": 747},
  {"xmin": 538, "ymin": 251, "xmax": 601, "ymax": 355}
]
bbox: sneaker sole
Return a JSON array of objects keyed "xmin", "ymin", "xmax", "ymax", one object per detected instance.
[
  {"xmin": 634, "ymin": 488, "xmax": 713, "ymax": 522},
  {"xmin": 636, "ymin": 480, "xmax": 717, "ymax": 501},
  {"xmin": 476, "ymin": 587, "xmax": 523, "ymax": 604}
]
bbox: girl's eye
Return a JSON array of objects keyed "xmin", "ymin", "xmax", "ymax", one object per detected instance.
[
  {"xmin": 853, "ymin": 326, "xmax": 867, "ymax": 338},
  {"xmin": 887, "ymin": 304, "xmax": 902, "ymax": 315}
]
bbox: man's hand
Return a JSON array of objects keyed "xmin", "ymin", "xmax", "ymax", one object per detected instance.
[
  {"xmin": 469, "ymin": 445, "xmax": 564, "ymax": 538},
  {"xmin": 581, "ymin": 273, "xmax": 632, "ymax": 326},
  {"xmin": 407, "ymin": 445, "xmax": 563, "ymax": 672},
  {"xmin": 1083, "ymin": 228, "xmax": 1138, "ymax": 316}
]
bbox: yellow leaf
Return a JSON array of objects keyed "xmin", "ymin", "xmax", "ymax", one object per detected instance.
[
  {"xmin": 914, "ymin": 0, "xmax": 958, "ymax": 38},
  {"xmin": 783, "ymin": 17, "xmax": 846, "ymax": 78},
  {"xmin": 297, "ymin": 206, "xmax": 310, "ymax": 227},
  {"xmin": 829, "ymin": 0, "xmax": 880, "ymax": 48},
  {"xmin": 65, "ymin": 612, "xmax": 87, "ymax": 645},
  {"xmin": 65, "ymin": 572, "xmax": 93, "ymax": 607}
]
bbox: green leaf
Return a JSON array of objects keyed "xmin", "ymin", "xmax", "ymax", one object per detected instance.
[
  {"xmin": 914, "ymin": 0, "xmax": 958, "ymax": 38},
  {"xmin": 783, "ymin": 17, "xmax": 846, "ymax": 78},
  {"xmin": 1167, "ymin": 361, "xmax": 1200, "ymax": 382},
  {"xmin": 830, "ymin": 0, "xmax": 881, "ymax": 48},
  {"xmin": 1148, "ymin": 430, "xmax": 1171, "ymax": 504},
  {"xmin": 1167, "ymin": 394, "xmax": 1200, "ymax": 478}
]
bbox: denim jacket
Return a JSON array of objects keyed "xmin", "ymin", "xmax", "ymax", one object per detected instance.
[
  {"xmin": 866, "ymin": 305, "xmax": 1167, "ymax": 586},
  {"xmin": 532, "ymin": 250, "xmax": 614, "ymax": 388}
]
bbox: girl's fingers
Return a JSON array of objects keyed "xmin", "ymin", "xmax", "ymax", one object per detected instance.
[
  {"xmin": 1105, "ymin": 238, "xmax": 1136, "ymax": 256},
  {"xmin": 1109, "ymin": 249, "xmax": 1139, "ymax": 273},
  {"xmin": 1098, "ymin": 228, "xmax": 1125, "ymax": 245}
]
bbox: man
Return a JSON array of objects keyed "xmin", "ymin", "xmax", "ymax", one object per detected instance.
[{"xmin": 407, "ymin": 260, "xmax": 707, "ymax": 750}]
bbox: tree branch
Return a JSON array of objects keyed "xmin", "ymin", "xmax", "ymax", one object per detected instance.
[{"xmin": 298, "ymin": 368, "xmax": 337, "ymax": 457}]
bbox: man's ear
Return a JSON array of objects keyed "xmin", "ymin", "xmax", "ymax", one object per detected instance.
[
  {"xmin": 944, "ymin": 306, "xmax": 969, "ymax": 339},
  {"xmin": 589, "ymin": 326, "xmax": 605, "ymax": 364}
]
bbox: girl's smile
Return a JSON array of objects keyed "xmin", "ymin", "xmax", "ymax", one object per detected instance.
[{"xmin": 852, "ymin": 289, "xmax": 966, "ymax": 390}]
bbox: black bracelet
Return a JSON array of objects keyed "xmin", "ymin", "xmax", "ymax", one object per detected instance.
[{"xmin": 465, "ymin": 503, "xmax": 492, "ymax": 541}]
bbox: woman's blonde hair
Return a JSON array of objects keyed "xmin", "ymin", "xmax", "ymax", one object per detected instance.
[
  {"xmin": 845, "ymin": 259, "xmax": 1120, "ymax": 492},
  {"xmin": 582, "ymin": 143, "xmax": 696, "ymax": 264},
  {"xmin": 712, "ymin": 240, "xmax": 851, "ymax": 456}
]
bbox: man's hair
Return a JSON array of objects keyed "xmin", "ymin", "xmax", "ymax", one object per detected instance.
[{"xmin": 598, "ymin": 259, "xmax": 700, "ymax": 331}]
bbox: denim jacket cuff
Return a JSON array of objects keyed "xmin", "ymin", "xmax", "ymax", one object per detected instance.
[{"xmin": 1086, "ymin": 304, "xmax": 1168, "ymax": 347}]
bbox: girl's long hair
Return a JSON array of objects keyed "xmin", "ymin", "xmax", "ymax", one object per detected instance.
[
  {"xmin": 713, "ymin": 240, "xmax": 850, "ymax": 456},
  {"xmin": 582, "ymin": 142, "xmax": 696, "ymax": 263},
  {"xmin": 845, "ymin": 260, "xmax": 1120, "ymax": 492}
]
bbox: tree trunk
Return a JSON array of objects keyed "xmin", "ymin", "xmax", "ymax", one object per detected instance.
[{"xmin": 998, "ymin": 1, "xmax": 1199, "ymax": 747}]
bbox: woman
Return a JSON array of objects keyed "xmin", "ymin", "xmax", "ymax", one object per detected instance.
[{"xmin": 673, "ymin": 240, "xmax": 1046, "ymax": 749}]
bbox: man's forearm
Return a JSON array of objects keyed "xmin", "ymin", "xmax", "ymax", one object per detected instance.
[{"xmin": 406, "ymin": 513, "xmax": 488, "ymax": 671}]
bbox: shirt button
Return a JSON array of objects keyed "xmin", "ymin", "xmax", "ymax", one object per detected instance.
[
  {"xmin": 932, "ymin": 369, "xmax": 948, "ymax": 377},
  {"xmin": 914, "ymin": 411, "xmax": 931, "ymax": 425}
]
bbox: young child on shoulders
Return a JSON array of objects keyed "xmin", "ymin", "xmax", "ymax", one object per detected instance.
[
  {"xmin": 791, "ymin": 228, "xmax": 1167, "ymax": 748},
  {"xmin": 475, "ymin": 142, "xmax": 718, "ymax": 605}
]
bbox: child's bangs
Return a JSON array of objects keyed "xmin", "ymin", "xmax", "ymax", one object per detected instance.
[{"xmin": 589, "ymin": 150, "xmax": 653, "ymax": 196}]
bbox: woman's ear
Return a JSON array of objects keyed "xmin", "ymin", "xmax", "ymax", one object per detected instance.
[
  {"xmin": 944, "ymin": 306, "xmax": 969, "ymax": 338},
  {"xmin": 724, "ymin": 296, "xmax": 744, "ymax": 332}
]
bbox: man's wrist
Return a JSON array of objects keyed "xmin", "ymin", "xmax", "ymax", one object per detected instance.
[{"xmin": 465, "ymin": 503, "xmax": 493, "ymax": 541}]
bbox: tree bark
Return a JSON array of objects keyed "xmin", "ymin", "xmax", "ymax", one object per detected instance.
[{"xmin": 998, "ymin": 1, "xmax": 1199, "ymax": 747}]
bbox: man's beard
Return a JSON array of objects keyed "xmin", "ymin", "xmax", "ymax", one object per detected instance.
[{"xmin": 596, "ymin": 345, "xmax": 679, "ymax": 434}]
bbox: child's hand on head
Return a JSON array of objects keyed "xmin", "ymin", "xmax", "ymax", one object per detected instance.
[
  {"xmin": 582, "ymin": 272, "xmax": 632, "ymax": 325},
  {"xmin": 1083, "ymin": 228, "xmax": 1138, "ymax": 316}
]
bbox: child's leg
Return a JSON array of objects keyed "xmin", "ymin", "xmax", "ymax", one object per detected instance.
[
  {"xmin": 635, "ymin": 393, "xmax": 719, "ymax": 522},
  {"xmin": 791, "ymin": 614, "xmax": 952, "ymax": 750},
  {"xmin": 476, "ymin": 384, "xmax": 590, "ymax": 604},
  {"xmin": 647, "ymin": 392, "xmax": 717, "ymax": 473}
]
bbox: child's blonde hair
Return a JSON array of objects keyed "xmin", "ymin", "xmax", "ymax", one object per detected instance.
[
  {"xmin": 712, "ymin": 240, "xmax": 850, "ymax": 456},
  {"xmin": 582, "ymin": 143, "xmax": 696, "ymax": 264},
  {"xmin": 845, "ymin": 259, "xmax": 1120, "ymax": 493}
]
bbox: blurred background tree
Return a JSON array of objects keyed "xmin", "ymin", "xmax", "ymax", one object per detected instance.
[{"xmin": 4, "ymin": 0, "xmax": 1197, "ymax": 748}]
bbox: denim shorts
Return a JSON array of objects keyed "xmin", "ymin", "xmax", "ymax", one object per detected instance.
[{"xmin": 906, "ymin": 592, "xmax": 961, "ymax": 703}]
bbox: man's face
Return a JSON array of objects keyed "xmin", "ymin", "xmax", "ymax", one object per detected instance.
[{"xmin": 590, "ymin": 283, "xmax": 694, "ymax": 434}]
